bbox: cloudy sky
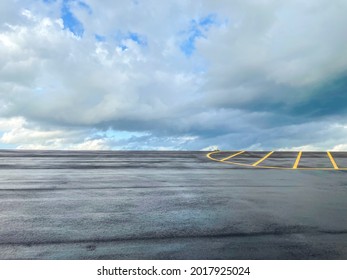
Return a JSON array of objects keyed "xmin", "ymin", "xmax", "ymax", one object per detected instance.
[{"xmin": 1, "ymin": 0, "xmax": 347, "ymax": 150}]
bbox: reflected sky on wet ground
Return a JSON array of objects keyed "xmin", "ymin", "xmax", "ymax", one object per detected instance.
[{"xmin": 0, "ymin": 150, "xmax": 347, "ymax": 259}]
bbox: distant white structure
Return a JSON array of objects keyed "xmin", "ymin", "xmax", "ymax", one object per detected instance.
[{"xmin": 201, "ymin": 145, "xmax": 219, "ymax": 151}]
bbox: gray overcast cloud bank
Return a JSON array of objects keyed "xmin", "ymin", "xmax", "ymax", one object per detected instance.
[{"xmin": 1, "ymin": 0, "xmax": 347, "ymax": 150}]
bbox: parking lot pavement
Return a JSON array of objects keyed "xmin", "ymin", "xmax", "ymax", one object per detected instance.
[{"xmin": 0, "ymin": 150, "xmax": 347, "ymax": 259}]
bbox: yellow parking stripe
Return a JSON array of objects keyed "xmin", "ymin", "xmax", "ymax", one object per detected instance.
[
  {"xmin": 293, "ymin": 151, "xmax": 302, "ymax": 169},
  {"xmin": 221, "ymin": 151, "xmax": 245, "ymax": 161},
  {"xmin": 206, "ymin": 150, "xmax": 345, "ymax": 170},
  {"xmin": 252, "ymin": 151, "xmax": 274, "ymax": 166},
  {"xmin": 327, "ymin": 152, "xmax": 339, "ymax": 170}
]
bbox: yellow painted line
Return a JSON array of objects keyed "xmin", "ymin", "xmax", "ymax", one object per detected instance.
[
  {"xmin": 327, "ymin": 151, "xmax": 339, "ymax": 170},
  {"xmin": 293, "ymin": 151, "xmax": 302, "ymax": 169},
  {"xmin": 221, "ymin": 151, "xmax": 245, "ymax": 161},
  {"xmin": 206, "ymin": 150, "xmax": 225, "ymax": 162},
  {"xmin": 206, "ymin": 151, "xmax": 346, "ymax": 170},
  {"xmin": 252, "ymin": 151, "xmax": 274, "ymax": 166}
]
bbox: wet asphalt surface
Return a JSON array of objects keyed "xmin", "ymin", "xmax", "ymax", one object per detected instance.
[{"xmin": 0, "ymin": 150, "xmax": 347, "ymax": 259}]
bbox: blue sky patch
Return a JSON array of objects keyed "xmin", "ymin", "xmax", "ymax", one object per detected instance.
[
  {"xmin": 3, "ymin": 2, "xmax": 347, "ymax": 151},
  {"xmin": 180, "ymin": 14, "xmax": 218, "ymax": 56},
  {"xmin": 115, "ymin": 31, "xmax": 147, "ymax": 46},
  {"xmin": 95, "ymin": 34, "xmax": 106, "ymax": 42},
  {"xmin": 77, "ymin": 1, "xmax": 92, "ymax": 14},
  {"xmin": 114, "ymin": 31, "xmax": 147, "ymax": 51},
  {"xmin": 128, "ymin": 32, "xmax": 147, "ymax": 46},
  {"xmin": 60, "ymin": 0, "xmax": 91, "ymax": 37},
  {"xmin": 199, "ymin": 14, "xmax": 217, "ymax": 28},
  {"xmin": 119, "ymin": 44, "xmax": 128, "ymax": 51},
  {"xmin": 91, "ymin": 129, "xmax": 148, "ymax": 141}
]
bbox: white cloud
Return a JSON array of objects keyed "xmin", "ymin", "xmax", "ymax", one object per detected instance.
[
  {"xmin": 197, "ymin": 0, "xmax": 347, "ymax": 112},
  {"xmin": 201, "ymin": 145, "xmax": 219, "ymax": 151},
  {"xmin": 332, "ymin": 144, "xmax": 347, "ymax": 151},
  {"xmin": 0, "ymin": 117, "xmax": 76, "ymax": 149},
  {"xmin": 0, "ymin": 117, "xmax": 112, "ymax": 150},
  {"xmin": 278, "ymin": 145, "xmax": 322, "ymax": 152},
  {"xmin": 68, "ymin": 139, "xmax": 110, "ymax": 150},
  {"xmin": 0, "ymin": 116, "xmax": 26, "ymax": 130},
  {"xmin": 1, "ymin": 1, "xmax": 347, "ymax": 150}
]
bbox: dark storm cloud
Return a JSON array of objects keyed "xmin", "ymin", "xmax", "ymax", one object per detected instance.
[{"xmin": 1, "ymin": 0, "xmax": 347, "ymax": 150}]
